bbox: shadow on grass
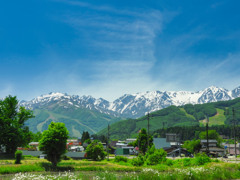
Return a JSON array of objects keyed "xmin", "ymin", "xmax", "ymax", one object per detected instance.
[
  {"xmin": 40, "ymin": 162, "xmax": 75, "ymax": 172},
  {"xmin": 0, "ymin": 153, "xmax": 15, "ymax": 160}
]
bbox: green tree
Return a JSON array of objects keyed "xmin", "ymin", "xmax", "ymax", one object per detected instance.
[
  {"xmin": 39, "ymin": 122, "xmax": 69, "ymax": 167},
  {"xmin": 85, "ymin": 140, "xmax": 106, "ymax": 161},
  {"xmin": 81, "ymin": 131, "xmax": 90, "ymax": 144},
  {"xmin": 182, "ymin": 139, "xmax": 201, "ymax": 153},
  {"xmin": 146, "ymin": 148, "xmax": 167, "ymax": 165},
  {"xmin": 136, "ymin": 128, "xmax": 153, "ymax": 155},
  {"xmin": 30, "ymin": 131, "xmax": 42, "ymax": 142},
  {"xmin": 0, "ymin": 95, "xmax": 34, "ymax": 154}
]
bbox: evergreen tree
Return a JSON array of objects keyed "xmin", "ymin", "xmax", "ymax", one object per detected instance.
[
  {"xmin": 136, "ymin": 128, "xmax": 153, "ymax": 155},
  {"xmin": 81, "ymin": 131, "xmax": 90, "ymax": 144}
]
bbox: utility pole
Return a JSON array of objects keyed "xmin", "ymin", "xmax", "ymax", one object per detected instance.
[
  {"xmin": 232, "ymin": 107, "xmax": 237, "ymax": 158},
  {"xmin": 206, "ymin": 116, "xmax": 209, "ymax": 156},
  {"xmin": 162, "ymin": 122, "xmax": 165, "ymax": 129},
  {"xmin": 107, "ymin": 123, "xmax": 110, "ymax": 160},
  {"xmin": 147, "ymin": 112, "xmax": 150, "ymax": 148}
]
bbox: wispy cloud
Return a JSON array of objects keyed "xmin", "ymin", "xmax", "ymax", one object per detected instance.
[
  {"xmin": 44, "ymin": 0, "xmax": 240, "ymax": 99},
  {"xmin": 150, "ymin": 53, "xmax": 240, "ymax": 92},
  {"xmin": 42, "ymin": 0, "xmax": 164, "ymax": 100},
  {"xmin": 61, "ymin": 6, "xmax": 162, "ymax": 62}
]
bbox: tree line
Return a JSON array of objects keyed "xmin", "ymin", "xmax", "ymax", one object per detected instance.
[{"xmin": 152, "ymin": 125, "xmax": 239, "ymax": 141}]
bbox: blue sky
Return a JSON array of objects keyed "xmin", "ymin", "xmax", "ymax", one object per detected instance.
[{"xmin": 1, "ymin": 0, "xmax": 240, "ymax": 101}]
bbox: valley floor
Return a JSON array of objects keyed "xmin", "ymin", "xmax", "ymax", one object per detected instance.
[{"xmin": 0, "ymin": 157, "xmax": 240, "ymax": 179}]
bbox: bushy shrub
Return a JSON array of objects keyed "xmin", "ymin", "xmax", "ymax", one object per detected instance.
[
  {"xmin": 62, "ymin": 155, "xmax": 72, "ymax": 160},
  {"xmin": 85, "ymin": 140, "xmax": 107, "ymax": 161},
  {"xmin": 131, "ymin": 155, "xmax": 144, "ymax": 166},
  {"xmin": 15, "ymin": 150, "xmax": 22, "ymax": 164},
  {"xmin": 165, "ymin": 159, "xmax": 174, "ymax": 166},
  {"xmin": 212, "ymin": 158, "xmax": 220, "ymax": 163},
  {"xmin": 193, "ymin": 153, "xmax": 211, "ymax": 165},
  {"xmin": 183, "ymin": 158, "xmax": 191, "ymax": 167},
  {"xmin": 146, "ymin": 148, "xmax": 167, "ymax": 165},
  {"xmin": 114, "ymin": 156, "xmax": 128, "ymax": 162},
  {"xmin": 144, "ymin": 145, "xmax": 156, "ymax": 160}
]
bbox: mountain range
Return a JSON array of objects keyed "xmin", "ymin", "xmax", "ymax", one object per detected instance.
[{"xmin": 21, "ymin": 86, "xmax": 240, "ymax": 119}]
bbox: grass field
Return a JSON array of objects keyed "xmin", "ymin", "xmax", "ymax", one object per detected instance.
[
  {"xmin": 0, "ymin": 156, "xmax": 240, "ymax": 179},
  {"xmin": 199, "ymin": 108, "xmax": 226, "ymax": 126}
]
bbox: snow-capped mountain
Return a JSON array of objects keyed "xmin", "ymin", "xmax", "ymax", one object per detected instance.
[
  {"xmin": 20, "ymin": 86, "xmax": 240, "ymax": 119},
  {"xmin": 20, "ymin": 92, "xmax": 117, "ymax": 116},
  {"xmin": 109, "ymin": 86, "xmax": 237, "ymax": 118}
]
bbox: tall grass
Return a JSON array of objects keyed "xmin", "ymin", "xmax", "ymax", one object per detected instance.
[
  {"xmin": 9, "ymin": 165, "xmax": 240, "ymax": 180},
  {"xmin": 0, "ymin": 164, "xmax": 44, "ymax": 174}
]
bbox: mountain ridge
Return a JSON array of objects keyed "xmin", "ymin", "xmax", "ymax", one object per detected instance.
[{"xmin": 20, "ymin": 85, "xmax": 240, "ymax": 118}]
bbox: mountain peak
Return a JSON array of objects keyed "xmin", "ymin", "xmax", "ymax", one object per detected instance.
[{"xmin": 20, "ymin": 85, "xmax": 240, "ymax": 119}]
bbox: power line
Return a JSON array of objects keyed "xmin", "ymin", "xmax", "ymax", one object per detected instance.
[
  {"xmin": 232, "ymin": 107, "xmax": 237, "ymax": 158},
  {"xmin": 147, "ymin": 112, "xmax": 150, "ymax": 148},
  {"xmin": 107, "ymin": 123, "xmax": 110, "ymax": 160}
]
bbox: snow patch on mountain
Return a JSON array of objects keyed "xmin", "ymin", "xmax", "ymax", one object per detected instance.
[{"xmin": 20, "ymin": 86, "xmax": 240, "ymax": 119}]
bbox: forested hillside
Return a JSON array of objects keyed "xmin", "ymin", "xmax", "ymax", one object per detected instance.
[
  {"xmin": 98, "ymin": 97, "xmax": 240, "ymax": 140},
  {"xmin": 25, "ymin": 105, "xmax": 122, "ymax": 137}
]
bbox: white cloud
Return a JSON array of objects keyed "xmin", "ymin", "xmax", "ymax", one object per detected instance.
[
  {"xmin": 60, "ymin": 2, "xmax": 162, "ymax": 61},
  {"xmin": 43, "ymin": 1, "xmax": 164, "ymax": 100},
  {"xmin": 10, "ymin": 0, "xmax": 240, "ymax": 101}
]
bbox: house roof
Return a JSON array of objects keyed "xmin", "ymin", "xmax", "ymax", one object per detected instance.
[
  {"xmin": 201, "ymin": 140, "xmax": 217, "ymax": 143},
  {"xmin": 126, "ymin": 138, "xmax": 137, "ymax": 141},
  {"xmin": 66, "ymin": 152, "xmax": 86, "ymax": 158},
  {"xmin": 200, "ymin": 147, "xmax": 225, "ymax": 152},
  {"xmin": 21, "ymin": 150, "xmax": 86, "ymax": 158},
  {"xmin": 153, "ymin": 138, "xmax": 171, "ymax": 149},
  {"xmin": 29, "ymin": 142, "xmax": 39, "ymax": 146}
]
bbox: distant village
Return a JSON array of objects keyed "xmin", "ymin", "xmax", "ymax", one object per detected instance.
[{"xmin": 17, "ymin": 133, "xmax": 239, "ymax": 160}]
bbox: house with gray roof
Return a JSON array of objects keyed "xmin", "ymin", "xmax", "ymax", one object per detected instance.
[{"xmin": 153, "ymin": 138, "xmax": 171, "ymax": 149}]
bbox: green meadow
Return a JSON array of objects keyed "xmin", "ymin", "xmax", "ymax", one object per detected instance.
[{"xmin": 0, "ymin": 156, "xmax": 240, "ymax": 180}]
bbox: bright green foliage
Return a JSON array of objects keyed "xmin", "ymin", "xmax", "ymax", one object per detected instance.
[
  {"xmin": 114, "ymin": 156, "xmax": 128, "ymax": 162},
  {"xmin": 199, "ymin": 130, "xmax": 222, "ymax": 146},
  {"xmin": 165, "ymin": 158, "xmax": 174, "ymax": 166},
  {"xmin": 144, "ymin": 144, "xmax": 156, "ymax": 160},
  {"xmin": 39, "ymin": 122, "xmax": 69, "ymax": 166},
  {"xmin": 182, "ymin": 158, "xmax": 191, "ymax": 166},
  {"xmin": 31, "ymin": 132, "xmax": 42, "ymax": 142},
  {"xmin": 146, "ymin": 148, "xmax": 167, "ymax": 165},
  {"xmin": 85, "ymin": 140, "xmax": 106, "ymax": 161},
  {"xmin": 15, "ymin": 150, "xmax": 22, "ymax": 164},
  {"xmin": 182, "ymin": 139, "xmax": 201, "ymax": 153},
  {"xmin": 193, "ymin": 153, "xmax": 211, "ymax": 165},
  {"xmin": 131, "ymin": 154, "xmax": 144, "ymax": 166},
  {"xmin": 136, "ymin": 128, "xmax": 153, "ymax": 155},
  {"xmin": 84, "ymin": 139, "xmax": 91, "ymax": 144},
  {"xmin": 0, "ymin": 95, "xmax": 34, "ymax": 154}
]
